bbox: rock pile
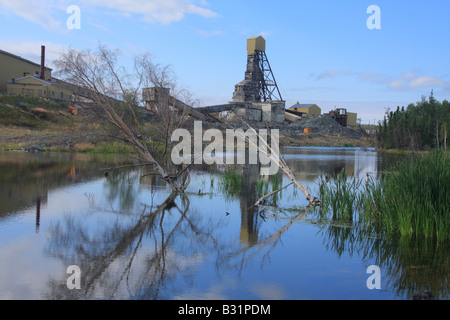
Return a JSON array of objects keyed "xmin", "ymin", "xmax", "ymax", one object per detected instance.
[{"xmin": 287, "ymin": 115, "xmax": 363, "ymax": 138}]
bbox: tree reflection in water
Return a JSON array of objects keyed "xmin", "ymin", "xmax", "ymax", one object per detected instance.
[
  {"xmin": 220, "ymin": 162, "xmax": 449, "ymax": 300},
  {"xmin": 44, "ymin": 190, "xmax": 229, "ymax": 299},
  {"xmin": 313, "ymin": 218, "xmax": 449, "ymax": 300},
  {"xmin": 42, "ymin": 162, "xmax": 448, "ymax": 300}
]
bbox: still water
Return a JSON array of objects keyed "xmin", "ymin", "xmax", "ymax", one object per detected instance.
[{"xmin": 0, "ymin": 148, "xmax": 448, "ymax": 300}]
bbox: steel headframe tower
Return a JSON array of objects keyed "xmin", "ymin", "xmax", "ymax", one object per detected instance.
[
  {"xmin": 232, "ymin": 36, "xmax": 283, "ymax": 103},
  {"xmin": 255, "ymin": 49, "xmax": 282, "ymax": 102}
]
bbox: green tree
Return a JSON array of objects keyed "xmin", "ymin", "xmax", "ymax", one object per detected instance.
[{"xmin": 377, "ymin": 94, "xmax": 449, "ymax": 150}]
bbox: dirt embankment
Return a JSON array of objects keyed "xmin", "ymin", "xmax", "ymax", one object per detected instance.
[
  {"xmin": 0, "ymin": 97, "xmax": 376, "ymax": 151},
  {"xmin": 0, "ymin": 99, "xmax": 100, "ymax": 151}
]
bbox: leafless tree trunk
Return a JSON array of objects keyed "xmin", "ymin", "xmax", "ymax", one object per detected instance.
[
  {"xmin": 55, "ymin": 44, "xmax": 317, "ymax": 205},
  {"xmin": 218, "ymin": 115, "xmax": 319, "ymax": 206},
  {"xmin": 444, "ymin": 127, "xmax": 448, "ymax": 152},
  {"xmin": 55, "ymin": 45, "xmax": 191, "ymax": 192},
  {"xmin": 435, "ymin": 119, "xmax": 440, "ymax": 149}
]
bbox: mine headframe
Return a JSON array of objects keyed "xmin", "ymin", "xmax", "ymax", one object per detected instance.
[{"xmin": 255, "ymin": 49, "xmax": 282, "ymax": 102}]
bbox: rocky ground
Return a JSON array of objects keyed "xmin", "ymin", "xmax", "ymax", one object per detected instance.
[
  {"xmin": 285, "ymin": 115, "xmax": 367, "ymax": 138},
  {"xmin": 0, "ymin": 99, "xmax": 376, "ymax": 151},
  {"xmin": 279, "ymin": 115, "xmax": 375, "ymax": 147},
  {"xmin": 0, "ymin": 128, "xmax": 82, "ymax": 151}
]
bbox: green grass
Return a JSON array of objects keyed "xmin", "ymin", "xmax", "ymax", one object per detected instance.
[
  {"xmin": 255, "ymin": 173, "xmax": 283, "ymax": 206},
  {"xmin": 0, "ymin": 103, "xmax": 43, "ymax": 128},
  {"xmin": 0, "ymin": 144, "xmax": 24, "ymax": 151},
  {"xmin": 317, "ymin": 151, "xmax": 450, "ymax": 240},
  {"xmin": 362, "ymin": 150, "xmax": 449, "ymax": 239},
  {"xmin": 341, "ymin": 143, "xmax": 355, "ymax": 147},
  {"xmin": 218, "ymin": 167, "xmax": 242, "ymax": 196},
  {"xmin": 318, "ymin": 169, "xmax": 360, "ymax": 222},
  {"xmin": 0, "ymin": 94, "xmax": 69, "ymax": 111},
  {"xmin": 0, "ymin": 94, "xmax": 73, "ymax": 128}
]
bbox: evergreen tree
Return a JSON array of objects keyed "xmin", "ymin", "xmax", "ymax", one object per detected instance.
[{"xmin": 377, "ymin": 94, "xmax": 449, "ymax": 150}]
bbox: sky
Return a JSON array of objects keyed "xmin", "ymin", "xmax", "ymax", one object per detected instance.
[{"xmin": 1, "ymin": 0, "xmax": 449, "ymax": 124}]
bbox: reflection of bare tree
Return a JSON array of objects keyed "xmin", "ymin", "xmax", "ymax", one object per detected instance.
[
  {"xmin": 104, "ymin": 169, "xmax": 141, "ymax": 211},
  {"xmin": 44, "ymin": 192, "xmax": 225, "ymax": 300},
  {"xmin": 218, "ymin": 208, "xmax": 310, "ymax": 274},
  {"xmin": 215, "ymin": 163, "xmax": 312, "ymax": 272}
]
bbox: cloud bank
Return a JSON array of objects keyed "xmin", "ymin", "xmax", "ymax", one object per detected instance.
[
  {"xmin": 0, "ymin": 0, "xmax": 219, "ymax": 28},
  {"xmin": 316, "ymin": 69, "xmax": 445, "ymax": 90}
]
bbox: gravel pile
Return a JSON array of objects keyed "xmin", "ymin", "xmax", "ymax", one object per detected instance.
[{"xmin": 287, "ymin": 115, "xmax": 363, "ymax": 138}]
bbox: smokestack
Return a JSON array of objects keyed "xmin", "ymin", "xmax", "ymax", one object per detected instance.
[{"xmin": 40, "ymin": 45, "xmax": 45, "ymax": 80}]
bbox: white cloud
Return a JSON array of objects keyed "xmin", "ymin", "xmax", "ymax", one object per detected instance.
[
  {"xmin": 83, "ymin": 0, "xmax": 220, "ymax": 24},
  {"xmin": 258, "ymin": 31, "xmax": 272, "ymax": 37},
  {"xmin": 0, "ymin": 0, "xmax": 61, "ymax": 30},
  {"xmin": 196, "ymin": 29, "xmax": 224, "ymax": 36},
  {"xmin": 0, "ymin": 0, "xmax": 219, "ymax": 28},
  {"xmin": 405, "ymin": 75, "xmax": 443, "ymax": 89},
  {"xmin": 317, "ymin": 69, "xmax": 445, "ymax": 90},
  {"xmin": 316, "ymin": 70, "xmax": 355, "ymax": 80},
  {"xmin": 0, "ymin": 39, "xmax": 68, "ymax": 69},
  {"xmin": 387, "ymin": 72, "xmax": 444, "ymax": 90}
]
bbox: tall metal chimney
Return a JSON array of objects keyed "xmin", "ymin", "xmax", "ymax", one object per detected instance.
[{"xmin": 40, "ymin": 45, "xmax": 45, "ymax": 80}]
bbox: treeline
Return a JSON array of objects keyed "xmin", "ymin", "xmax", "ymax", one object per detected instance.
[{"xmin": 377, "ymin": 93, "xmax": 449, "ymax": 150}]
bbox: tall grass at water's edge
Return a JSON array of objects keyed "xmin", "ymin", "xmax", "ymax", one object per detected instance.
[{"xmin": 318, "ymin": 151, "xmax": 449, "ymax": 240}]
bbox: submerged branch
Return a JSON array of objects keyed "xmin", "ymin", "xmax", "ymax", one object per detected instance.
[{"xmin": 253, "ymin": 182, "xmax": 293, "ymax": 207}]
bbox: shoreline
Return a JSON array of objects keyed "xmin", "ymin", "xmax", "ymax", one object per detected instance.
[{"xmin": 0, "ymin": 128, "xmax": 378, "ymax": 154}]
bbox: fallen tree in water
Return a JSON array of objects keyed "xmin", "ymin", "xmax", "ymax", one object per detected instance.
[{"xmin": 55, "ymin": 44, "xmax": 318, "ymax": 206}]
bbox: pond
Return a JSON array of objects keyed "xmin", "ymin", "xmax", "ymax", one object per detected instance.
[{"xmin": 0, "ymin": 148, "xmax": 448, "ymax": 300}]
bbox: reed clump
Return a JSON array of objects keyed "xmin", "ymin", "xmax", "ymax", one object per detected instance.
[
  {"xmin": 318, "ymin": 169, "xmax": 359, "ymax": 222},
  {"xmin": 218, "ymin": 167, "xmax": 242, "ymax": 196},
  {"xmin": 318, "ymin": 151, "xmax": 449, "ymax": 240}
]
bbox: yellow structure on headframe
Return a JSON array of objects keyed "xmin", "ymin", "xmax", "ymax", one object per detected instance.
[{"xmin": 247, "ymin": 36, "xmax": 266, "ymax": 55}]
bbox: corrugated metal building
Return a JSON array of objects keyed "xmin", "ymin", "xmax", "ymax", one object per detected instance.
[
  {"xmin": 7, "ymin": 76, "xmax": 73, "ymax": 101},
  {"xmin": 0, "ymin": 47, "xmax": 73, "ymax": 101},
  {"xmin": 347, "ymin": 112, "xmax": 358, "ymax": 128},
  {"xmin": 0, "ymin": 49, "xmax": 52, "ymax": 93},
  {"xmin": 288, "ymin": 103, "xmax": 321, "ymax": 118}
]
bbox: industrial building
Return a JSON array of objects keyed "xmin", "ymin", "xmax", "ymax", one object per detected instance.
[
  {"xmin": 347, "ymin": 112, "xmax": 358, "ymax": 128},
  {"xmin": 327, "ymin": 108, "xmax": 358, "ymax": 128},
  {"xmin": 0, "ymin": 46, "xmax": 73, "ymax": 101},
  {"xmin": 143, "ymin": 35, "xmax": 286, "ymax": 124},
  {"xmin": 6, "ymin": 75, "xmax": 73, "ymax": 101},
  {"xmin": 0, "ymin": 47, "xmax": 52, "ymax": 93},
  {"xmin": 287, "ymin": 103, "xmax": 322, "ymax": 118}
]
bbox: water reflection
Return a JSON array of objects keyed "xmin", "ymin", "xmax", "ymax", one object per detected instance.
[
  {"xmin": 237, "ymin": 164, "xmax": 260, "ymax": 245},
  {"xmin": 0, "ymin": 152, "xmax": 131, "ymax": 215},
  {"xmin": 35, "ymin": 196, "xmax": 41, "ymax": 233},
  {"xmin": 314, "ymin": 222, "xmax": 449, "ymax": 299},
  {"xmin": 0, "ymin": 152, "xmax": 135, "ymax": 235},
  {"xmin": 0, "ymin": 149, "xmax": 447, "ymax": 300},
  {"xmin": 104, "ymin": 170, "xmax": 141, "ymax": 211},
  {"xmin": 45, "ymin": 192, "xmax": 198, "ymax": 299}
]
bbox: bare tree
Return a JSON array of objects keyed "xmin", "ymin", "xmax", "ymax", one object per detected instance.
[
  {"xmin": 55, "ymin": 44, "xmax": 318, "ymax": 206},
  {"xmin": 55, "ymin": 44, "xmax": 191, "ymax": 192}
]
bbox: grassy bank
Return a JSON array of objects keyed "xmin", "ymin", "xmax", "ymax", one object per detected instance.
[
  {"xmin": 318, "ymin": 150, "xmax": 449, "ymax": 240},
  {"xmin": 0, "ymin": 94, "xmax": 376, "ymax": 153}
]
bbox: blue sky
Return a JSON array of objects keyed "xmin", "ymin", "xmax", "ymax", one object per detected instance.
[{"xmin": 1, "ymin": 0, "xmax": 449, "ymax": 124}]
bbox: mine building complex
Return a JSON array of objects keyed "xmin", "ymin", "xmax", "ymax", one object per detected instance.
[{"xmin": 1, "ymin": 38, "xmax": 357, "ymax": 128}]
